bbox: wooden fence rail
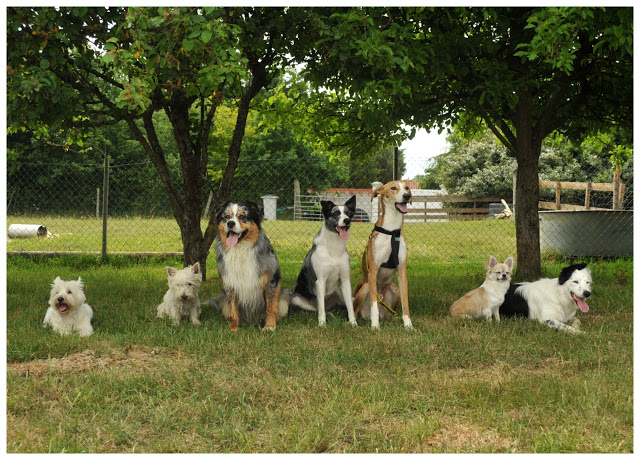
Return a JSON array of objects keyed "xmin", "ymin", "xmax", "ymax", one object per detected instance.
[
  {"xmin": 394, "ymin": 195, "xmax": 502, "ymax": 221},
  {"xmin": 539, "ymin": 180, "xmax": 625, "ymax": 211}
]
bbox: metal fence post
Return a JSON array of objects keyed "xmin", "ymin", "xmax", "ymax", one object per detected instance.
[
  {"xmin": 512, "ymin": 166, "xmax": 517, "ymax": 220},
  {"xmin": 102, "ymin": 154, "xmax": 109, "ymax": 258},
  {"xmin": 393, "ymin": 146, "xmax": 399, "ymax": 181}
]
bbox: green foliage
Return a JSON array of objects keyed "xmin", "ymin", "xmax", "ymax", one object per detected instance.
[
  {"xmin": 515, "ymin": 7, "xmax": 633, "ymax": 74},
  {"xmin": 214, "ymin": 123, "xmax": 348, "ymax": 206},
  {"xmin": 421, "ymin": 126, "xmax": 633, "ymax": 209},
  {"xmin": 110, "ymin": 8, "xmax": 246, "ymax": 111},
  {"xmin": 297, "ymin": 7, "xmax": 632, "ymax": 143},
  {"xmin": 340, "ymin": 146, "xmax": 406, "ymax": 188}
]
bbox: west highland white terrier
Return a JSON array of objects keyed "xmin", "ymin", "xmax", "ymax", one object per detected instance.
[
  {"xmin": 44, "ymin": 276, "xmax": 94, "ymax": 336},
  {"xmin": 157, "ymin": 262, "xmax": 203, "ymax": 326}
]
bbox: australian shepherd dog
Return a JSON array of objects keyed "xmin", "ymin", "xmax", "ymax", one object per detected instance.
[
  {"xmin": 211, "ymin": 201, "xmax": 289, "ymax": 331},
  {"xmin": 499, "ymin": 263, "xmax": 592, "ymax": 334}
]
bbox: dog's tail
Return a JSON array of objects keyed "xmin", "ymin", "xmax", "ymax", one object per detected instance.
[
  {"xmin": 352, "ymin": 280, "xmax": 364, "ymax": 298},
  {"xmin": 203, "ymin": 295, "xmax": 224, "ymax": 312},
  {"xmin": 278, "ymin": 288, "xmax": 291, "ymax": 318}
]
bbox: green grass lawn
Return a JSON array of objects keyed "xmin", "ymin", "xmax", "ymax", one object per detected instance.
[
  {"xmin": 7, "ymin": 215, "xmax": 517, "ymax": 266},
  {"xmin": 5, "ymin": 252, "xmax": 633, "ymax": 453}
]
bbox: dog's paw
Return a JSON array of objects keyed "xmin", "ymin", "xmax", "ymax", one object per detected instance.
[
  {"xmin": 349, "ymin": 320, "xmax": 358, "ymax": 327},
  {"xmin": 262, "ymin": 325, "xmax": 276, "ymax": 332}
]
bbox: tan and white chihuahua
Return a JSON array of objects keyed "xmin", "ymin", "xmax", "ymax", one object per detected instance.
[{"xmin": 450, "ymin": 256, "xmax": 514, "ymax": 321}]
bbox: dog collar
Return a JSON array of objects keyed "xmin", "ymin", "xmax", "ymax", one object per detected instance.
[{"xmin": 373, "ymin": 226, "xmax": 401, "ymax": 269}]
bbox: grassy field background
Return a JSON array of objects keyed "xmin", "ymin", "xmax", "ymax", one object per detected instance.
[
  {"xmin": 6, "ymin": 215, "xmax": 518, "ymax": 265},
  {"xmin": 5, "ymin": 218, "xmax": 634, "ymax": 453}
]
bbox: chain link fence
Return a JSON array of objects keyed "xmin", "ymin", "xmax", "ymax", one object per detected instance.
[{"xmin": 6, "ymin": 156, "xmax": 633, "ymax": 267}]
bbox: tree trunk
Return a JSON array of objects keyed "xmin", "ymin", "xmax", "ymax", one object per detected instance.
[
  {"xmin": 514, "ymin": 157, "xmax": 541, "ymax": 280},
  {"xmin": 179, "ymin": 218, "xmax": 209, "ymax": 279},
  {"xmin": 513, "ymin": 91, "xmax": 542, "ymax": 280}
]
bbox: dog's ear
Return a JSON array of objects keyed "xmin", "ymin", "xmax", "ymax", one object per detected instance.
[
  {"xmin": 372, "ymin": 185, "xmax": 385, "ymax": 201},
  {"xmin": 76, "ymin": 277, "xmax": 84, "ymax": 289},
  {"xmin": 245, "ymin": 201, "xmax": 264, "ymax": 227},
  {"xmin": 191, "ymin": 262, "xmax": 200, "ymax": 274},
  {"xmin": 558, "ymin": 263, "xmax": 588, "ymax": 284},
  {"xmin": 345, "ymin": 195, "xmax": 357, "ymax": 213},
  {"xmin": 320, "ymin": 200, "xmax": 334, "ymax": 217},
  {"xmin": 487, "ymin": 255, "xmax": 498, "ymax": 269},
  {"xmin": 216, "ymin": 201, "xmax": 232, "ymax": 223},
  {"xmin": 166, "ymin": 266, "xmax": 178, "ymax": 277},
  {"xmin": 504, "ymin": 257, "xmax": 514, "ymax": 270}
]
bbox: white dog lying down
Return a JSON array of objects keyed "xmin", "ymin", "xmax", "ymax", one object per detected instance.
[
  {"xmin": 499, "ymin": 263, "xmax": 592, "ymax": 334},
  {"xmin": 44, "ymin": 276, "xmax": 94, "ymax": 336}
]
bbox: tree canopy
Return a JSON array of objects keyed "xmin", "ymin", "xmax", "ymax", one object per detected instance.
[
  {"xmin": 7, "ymin": 6, "xmax": 316, "ymax": 277},
  {"xmin": 286, "ymin": 6, "xmax": 633, "ymax": 277},
  {"xmin": 7, "ymin": 7, "xmax": 633, "ymax": 278}
]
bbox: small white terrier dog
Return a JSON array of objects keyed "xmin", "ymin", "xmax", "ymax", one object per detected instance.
[
  {"xmin": 157, "ymin": 262, "xmax": 203, "ymax": 326},
  {"xmin": 44, "ymin": 276, "xmax": 94, "ymax": 336}
]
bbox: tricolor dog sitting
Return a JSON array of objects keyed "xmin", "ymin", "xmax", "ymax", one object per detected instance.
[
  {"xmin": 291, "ymin": 195, "xmax": 358, "ymax": 327},
  {"xmin": 353, "ymin": 180, "xmax": 413, "ymax": 329},
  {"xmin": 210, "ymin": 201, "xmax": 289, "ymax": 332}
]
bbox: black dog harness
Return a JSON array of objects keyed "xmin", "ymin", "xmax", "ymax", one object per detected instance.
[{"xmin": 373, "ymin": 226, "xmax": 401, "ymax": 269}]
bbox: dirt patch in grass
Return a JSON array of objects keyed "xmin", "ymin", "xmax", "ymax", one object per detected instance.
[
  {"xmin": 426, "ymin": 416, "xmax": 516, "ymax": 452},
  {"xmin": 7, "ymin": 346, "xmax": 185, "ymax": 378}
]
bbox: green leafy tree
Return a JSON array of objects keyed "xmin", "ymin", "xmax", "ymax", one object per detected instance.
[
  {"xmin": 7, "ymin": 7, "xmax": 311, "ymax": 278},
  {"xmin": 214, "ymin": 122, "xmax": 347, "ymax": 209},
  {"xmin": 339, "ymin": 146, "xmax": 406, "ymax": 189},
  {"xmin": 291, "ymin": 7, "xmax": 632, "ymax": 278},
  {"xmin": 422, "ymin": 126, "xmax": 632, "ymax": 209}
]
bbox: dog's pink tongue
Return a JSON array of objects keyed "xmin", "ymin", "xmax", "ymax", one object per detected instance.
[
  {"xmin": 226, "ymin": 232, "xmax": 240, "ymax": 248},
  {"xmin": 572, "ymin": 293, "xmax": 590, "ymax": 313},
  {"xmin": 396, "ymin": 203, "xmax": 408, "ymax": 213},
  {"xmin": 58, "ymin": 305, "xmax": 68, "ymax": 313},
  {"xmin": 338, "ymin": 227, "xmax": 349, "ymax": 241}
]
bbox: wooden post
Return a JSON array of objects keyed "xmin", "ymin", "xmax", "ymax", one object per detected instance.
[
  {"xmin": 613, "ymin": 167, "xmax": 621, "ymax": 210},
  {"xmin": 293, "ymin": 179, "xmax": 301, "ymax": 221},
  {"xmin": 555, "ymin": 181, "xmax": 561, "ymax": 210},
  {"xmin": 96, "ymin": 187, "xmax": 100, "ymax": 218},
  {"xmin": 618, "ymin": 183, "xmax": 626, "ymax": 210},
  {"xmin": 585, "ymin": 182, "xmax": 591, "ymax": 210}
]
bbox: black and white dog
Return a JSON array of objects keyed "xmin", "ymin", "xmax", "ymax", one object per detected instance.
[
  {"xmin": 499, "ymin": 263, "xmax": 592, "ymax": 334},
  {"xmin": 291, "ymin": 195, "xmax": 357, "ymax": 327}
]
